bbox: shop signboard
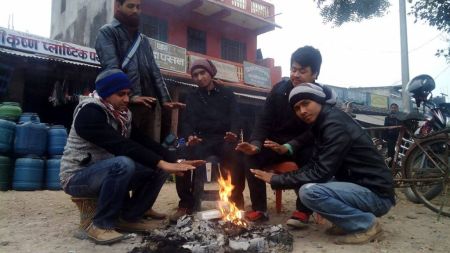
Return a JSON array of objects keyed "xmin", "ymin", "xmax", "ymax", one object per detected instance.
[
  {"xmin": 370, "ymin": 93, "xmax": 388, "ymax": 108},
  {"xmin": 189, "ymin": 55, "xmax": 239, "ymax": 82},
  {"xmin": 243, "ymin": 61, "xmax": 271, "ymax": 88},
  {"xmin": 148, "ymin": 38, "xmax": 186, "ymax": 73},
  {"xmin": 0, "ymin": 27, "xmax": 99, "ymax": 65}
]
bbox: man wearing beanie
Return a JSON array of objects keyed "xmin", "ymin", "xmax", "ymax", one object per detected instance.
[
  {"xmin": 95, "ymin": 0, "xmax": 185, "ymax": 143},
  {"xmin": 236, "ymin": 46, "xmax": 336, "ymax": 226},
  {"xmin": 60, "ymin": 69, "xmax": 202, "ymax": 245},
  {"xmin": 252, "ymin": 83, "xmax": 395, "ymax": 245},
  {"xmin": 169, "ymin": 59, "xmax": 244, "ymax": 222}
]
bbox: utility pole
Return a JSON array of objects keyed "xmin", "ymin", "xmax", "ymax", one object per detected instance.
[{"xmin": 399, "ymin": 0, "xmax": 410, "ymax": 112}]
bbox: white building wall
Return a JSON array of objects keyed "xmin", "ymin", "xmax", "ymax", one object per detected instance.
[{"xmin": 51, "ymin": 0, "xmax": 114, "ymax": 47}]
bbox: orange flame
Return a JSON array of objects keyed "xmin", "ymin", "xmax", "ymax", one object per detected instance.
[{"xmin": 217, "ymin": 175, "xmax": 247, "ymax": 227}]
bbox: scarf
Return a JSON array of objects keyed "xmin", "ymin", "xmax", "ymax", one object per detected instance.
[{"xmin": 91, "ymin": 91, "xmax": 131, "ymax": 137}]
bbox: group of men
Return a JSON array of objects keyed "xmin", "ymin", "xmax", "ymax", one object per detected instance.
[{"xmin": 60, "ymin": 0, "xmax": 395, "ymax": 246}]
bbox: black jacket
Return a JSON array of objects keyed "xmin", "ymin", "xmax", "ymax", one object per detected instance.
[
  {"xmin": 249, "ymin": 79, "xmax": 335, "ymax": 150},
  {"xmin": 182, "ymin": 83, "xmax": 240, "ymax": 138},
  {"xmin": 95, "ymin": 19, "xmax": 171, "ymax": 104},
  {"xmin": 271, "ymin": 105, "xmax": 395, "ymax": 203}
]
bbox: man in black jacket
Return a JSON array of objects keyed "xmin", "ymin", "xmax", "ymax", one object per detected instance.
[
  {"xmin": 236, "ymin": 46, "xmax": 335, "ymax": 225},
  {"xmin": 384, "ymin": 103, "xmax": 401, "ymax": 165},
  {"xmin": 95, "ymin": 0, "xmax": 184, "ymax": 142},
  {"xmin": 60, "ymin": 69, "xmax": 202, "ymax": 245},
  {"xmin": 252, "ymin": 83, "xmax": 395, "ymax": 245},
  {"xmin": 170, "ymin": 59, "xmax": 244, "ymax": 222}
]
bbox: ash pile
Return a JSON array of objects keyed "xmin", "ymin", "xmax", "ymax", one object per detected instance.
[{"xmin": 129, "ymin": 215, "xmax": 293, "ymax": 253}]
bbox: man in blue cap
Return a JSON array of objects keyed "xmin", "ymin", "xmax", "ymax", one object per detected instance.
[{"xmin": 60, "ymin": 69, "xmax": 202, "ymax": 245}]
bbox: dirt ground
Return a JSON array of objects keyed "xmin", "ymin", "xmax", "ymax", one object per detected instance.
[{"xmin": 1, "ymin": 182, "xmax": 449, "ymax": 253}]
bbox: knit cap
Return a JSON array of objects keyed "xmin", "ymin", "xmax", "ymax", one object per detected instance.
[
  {"xmin": 95, "ymin": 69, "xmax": 131, "ymax": 99},
  {"xmin": 189, "ymin": 59, "xmax": 217, "ymax": 78},
  {"xmin": 289, "ymin": 83, "xmax": 326, "ymax": 108}
]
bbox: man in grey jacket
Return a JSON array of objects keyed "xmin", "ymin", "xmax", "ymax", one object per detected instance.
[{"xmin": 95, "ymin": 0, "xmax": 184, "ymax": 142}]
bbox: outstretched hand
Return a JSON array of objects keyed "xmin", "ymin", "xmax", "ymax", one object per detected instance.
[
  {"xmin": 235, "ymin": 142, "xmax": 259, "ymax": 155},
  {"xmin": 163, "ymin": 102, "xmax": 186, "ymax": 110},
  {"xmin": 187, "ymin": 135, "xmax": 202, "ymax": 146},
  {"xmin": 157, "ymin": 160, "xmax": 196, "ymax": 174},
  {"xmin": 250, "ymin": 169, "xmax": 274, "ymax": 184},
  {"xmin": 264, "ymin": 140, "xmax": 288, "ymax": 155},
  {"xmin": 224, "ymin": 132, "xmax": 238, "ymax": 142},
  {"xmin": 131, "ymin": 96, "xmax": 157, "ymax": 108}
]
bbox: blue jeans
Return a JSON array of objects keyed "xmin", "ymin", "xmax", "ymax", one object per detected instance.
[
  {"xmin": 299, "ymin": 182, "xmax": 393, "ymax": 232},
  {"xmin": 65, "ymin": 156, "xmax": 168, "ymax": 229}
]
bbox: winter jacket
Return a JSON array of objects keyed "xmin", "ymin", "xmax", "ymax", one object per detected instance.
[
  {"xmin": 182, "ymin": 82, "xmax": 240, "ymax": 138},
  {"xmin": 271, "ymin": 105, "xmax": 395, "ymax": 204},
  {"xmin": 60, "ymin": 97, "xmax": 173, "ymax": 189},
  {"xmin": 95, "ymin": 19, "xmax": 171, "ymax": 105},
  {"xmin": 249, "ymin": 79, "xmax": 336, "ymax": 151}
]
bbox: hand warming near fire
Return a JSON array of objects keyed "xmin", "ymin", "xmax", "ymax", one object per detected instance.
[{"xmin": 250, "ymin": 169, "xmax": 275, "ymax": 183}]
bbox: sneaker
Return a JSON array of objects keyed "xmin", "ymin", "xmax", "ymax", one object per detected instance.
[
  {"xmin": 86, "ymin": 223, "xmax": 124, "ymax": 245},
  {"xmin": 244, "ymin": 210, "xmax": 269, "ymax": 222},
  {"xmin": 286, "ymin": 210, "xmax": 310, "ymax": 229},
  {"xmin": 144, "ymin": 209, "xmax": 167, "ymax": 220},
  {"xmin": 116, "ymin": 218, "xmax": 156, "ymax": 232},
  {"xmin": 325, "ymin": 224, "xmax": 348, "ymax": 236},
  {"xmin": 169, "ymin": 208, "xmax": 192, "ymax": 223},
  {"xmin": 334, "ymin": 220, "xmax": 383, "ymax": 245}
]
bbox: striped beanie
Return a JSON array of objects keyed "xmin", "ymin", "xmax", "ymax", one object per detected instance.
[
  {"xmin": 289, "ymin": 83, "xmax": 326, "ymax": 108},
  {"xmin": 95, "ymin": 69, "xmax": 131, "ymax": 99}
]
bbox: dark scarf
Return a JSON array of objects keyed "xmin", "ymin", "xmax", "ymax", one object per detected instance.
[{"xmin": 114, "ymin": 10, "xmax": 140, "ymax": 33}]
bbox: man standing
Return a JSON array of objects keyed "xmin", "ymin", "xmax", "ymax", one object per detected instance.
[
  {"xmin": 236, "ymin": 46, "xmax": 335, "ymax": 226},
  {"xmin": 95, "ymin": 0, "xmax": 184, "ymax": 143},
  {"xmin": 384, "ymin": 103, "xmax": 400, "ymax": 165},
  {"xmin": 60, "ymin": 69, "xmax": 201, "ymax": 245},
  {"xmin": 252, "ymin": 83, "xmax": 395, "ymax": 245},
  {"xmin": 170, "ymin": 59, "xmax": 244, "ymax": 222}
]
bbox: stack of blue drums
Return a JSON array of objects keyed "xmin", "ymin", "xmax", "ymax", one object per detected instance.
[{"xmin": 46, "ymin": 125, "xmax": 68, "ymax": 190}]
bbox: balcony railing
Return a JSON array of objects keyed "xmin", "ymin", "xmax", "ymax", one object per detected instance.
[{"xmin": 220, "ymin": 0, "xmax": 274, "ymax": 20}]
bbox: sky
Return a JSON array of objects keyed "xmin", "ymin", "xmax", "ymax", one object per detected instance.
[{"xmin": 0, "ymin": 0, "xmax": 448, "ymax": 98}]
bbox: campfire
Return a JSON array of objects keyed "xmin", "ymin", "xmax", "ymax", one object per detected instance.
[
  {"xmin": 130, "ymin": 175, "xmax": 293, "ymax": 253},
  {"xmin": 217, "ymin": 174, "xmax": 247, "ymax": 228}
]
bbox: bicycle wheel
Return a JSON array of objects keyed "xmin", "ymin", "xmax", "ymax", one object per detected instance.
[{"xmin": 404, "ymin": 135, "xmax": 450, "ymax": 216}]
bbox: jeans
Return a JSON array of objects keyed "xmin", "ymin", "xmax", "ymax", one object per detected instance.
[
  {"xmin": 299, "ymin": 181, "xmax": 393, "ymax": 232},
  {"xmin": 65, "ymin": 156, "xmax": 168, "ymax": 229}
]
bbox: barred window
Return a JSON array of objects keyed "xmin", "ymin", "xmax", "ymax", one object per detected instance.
[
  {"xmin": 187, "ymin": 27, "xmax": 206, "ymax": 54},
  {"xmin": 221, "ymin": 38, "xmax": 246, "ymax": 63},
  {"xmin": 142, "ymin": 15, "xmax": 168, "ymax": 42}
]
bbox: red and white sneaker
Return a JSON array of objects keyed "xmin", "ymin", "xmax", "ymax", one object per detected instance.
[{"xmin": 286, "ymin": 210, "xmax": 310, "ymax": 229}]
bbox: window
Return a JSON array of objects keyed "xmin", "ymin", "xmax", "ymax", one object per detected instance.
[
  {"xmin": 187, "ymin": 27, "xmax": 206, "ymax": 54},
  {"xmin": 61, "ymin": 0, "xmax": 66, "ymax": 13},
  {"xmin": 141, "ymin": 16, "xmax": 168, "ymax": 42},
  {"xmin": 221, "ymin": 38, "xmax": 246, "ymax": 63}
]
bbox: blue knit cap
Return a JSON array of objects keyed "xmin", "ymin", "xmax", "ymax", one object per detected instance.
[{"xmin": 95, "ymin": 69, "xmax": 131, "ymax": 99}]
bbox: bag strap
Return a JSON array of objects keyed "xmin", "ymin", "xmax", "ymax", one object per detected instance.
[{"xmin": 121, "ymin": 33, "xmax": 142, "ymax": 70}]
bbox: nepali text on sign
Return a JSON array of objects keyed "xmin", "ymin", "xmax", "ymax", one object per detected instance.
[
  {"xmin": 243, "ymin": 61, "xmax": 271, "ymax": 88},
  {"xmin": 148, "ymin": 38, "xmax": 186, "ymax": 73},
  {"xmin": 0, "ymin": 27, "xmax": 99, "ymax": 65}
]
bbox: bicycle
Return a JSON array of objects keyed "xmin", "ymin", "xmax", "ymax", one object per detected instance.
[{"xmin": 364, "ymin": 75, "xmax": 450, "ymax": 217}]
